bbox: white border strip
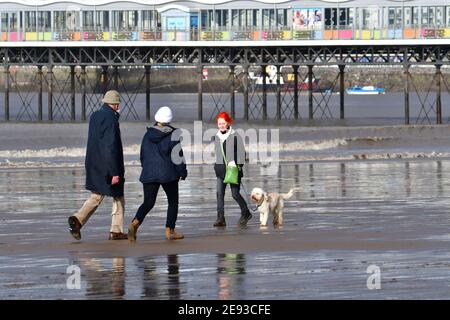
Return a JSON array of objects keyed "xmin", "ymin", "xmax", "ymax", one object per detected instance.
[{"xmin": 1, "ymin": 39, "xmax": 449, "ymax": 47}]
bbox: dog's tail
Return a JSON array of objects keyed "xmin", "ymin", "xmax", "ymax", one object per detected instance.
[{"xmin": 281, "ymin": 187, "xmax": 301, "ymax": 200}]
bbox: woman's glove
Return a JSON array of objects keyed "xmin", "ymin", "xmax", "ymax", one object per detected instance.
[{"xmin": 228, "ymin": 160, "xmax": 237, "ymax": 167}]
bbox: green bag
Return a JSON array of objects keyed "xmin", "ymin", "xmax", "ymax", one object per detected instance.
[
  {"xmin": 220, "ymin": 141, "xmax": 239, "ymax": 185},
  {"xmin": 224, "ymin": 165, "xmax": 239, "ymax": 185}
]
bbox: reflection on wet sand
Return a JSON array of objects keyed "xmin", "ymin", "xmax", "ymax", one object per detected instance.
[
  {"xmin": 72, "ymin": 256, "xmax": 126, "ymax": 299},
  {"xmin": 136, "ymin": 256, "xmax": 158, "ymax": 298},
  {"xmin": 217, "ymin": 253, "xmax": 246, "ymax": 300},
  {"xmin": 167, "ymin": 254, "xmax": 181, "ymax": 300},
  {"xmin": 135, "ymin": 254, "xmax": 182, "ymax": 299},
  {"xmin": 66, "ymin": 254, "xmax": 249, "ymax": 299}
]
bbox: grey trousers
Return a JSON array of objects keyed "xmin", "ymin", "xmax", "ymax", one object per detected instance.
[{"xmin": 216, "ymin": 178, "xmax": 249, "ymax": 216}]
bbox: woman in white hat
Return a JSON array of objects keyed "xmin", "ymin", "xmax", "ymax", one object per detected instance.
[{"xmin": 128, "ymin": 106, "xmax": 187, "ymax": 241}]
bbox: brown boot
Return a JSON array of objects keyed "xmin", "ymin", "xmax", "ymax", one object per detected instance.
[
  {"xmin": 165, "ymin": 227, "xmax": 184, "ymax": 240},
  {"xmin": 68, "ymin": 216, "xmax": 82, "ymax": 240},
  {"xmin": 109, "ymin": 232, "xmax": 128, "ymax": 240},
  {"xmin": 128, "ymin": 218, "xmax": 140, "ymax": 242},
  {"xmin": 213, "ymin": 213, "xmax": 226, "ymax": 227}
]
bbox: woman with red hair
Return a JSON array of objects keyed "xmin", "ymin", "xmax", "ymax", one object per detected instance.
[{"xmin": 213, "ymin": 112, "xmax": 252, "ymax": 227}]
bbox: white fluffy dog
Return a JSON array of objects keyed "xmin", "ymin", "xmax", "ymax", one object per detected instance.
[{"xmin": 250, "ymin": 187, "xmax": 300, "ymax": 228}]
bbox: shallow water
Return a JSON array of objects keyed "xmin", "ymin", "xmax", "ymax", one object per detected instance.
[
  {"xmin": 1, "ymin": 92, "xmax": 450, "ymax": 124},
  {"xmin": 1, "ymin": 250, "xmax": 450, "ymax": 299},
  {"xmin": 1, "ymin": 161, "xmax": 450, "ymax": 299}
]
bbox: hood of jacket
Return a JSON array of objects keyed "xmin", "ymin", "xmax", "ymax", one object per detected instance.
[{"xmin": 146, "ymin": 123, "xmax": 174, "ymax": 143}]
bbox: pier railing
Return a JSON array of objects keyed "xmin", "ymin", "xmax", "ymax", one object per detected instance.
[{"xmin": 1, "ymin": 25, "xmax": 449, "ymax": 42}]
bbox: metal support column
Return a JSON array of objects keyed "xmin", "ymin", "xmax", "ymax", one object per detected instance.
[
  {"xmin": 243, "ymin": 65, "xmax": 249, "ymax": 121},
  {"xmin": 145, "ymin": 66, "xmax": 151, "ymax": 122},
  {"xmin": 404, "ymin": 64, "xmax": 410, "ymax": 125},
  {"xmin": 70, "ymin": 66, "xmax": 76, "ymax": 121},
  {"xmin": 38, "ymin": 66, "xmax": 43, "ymax": 121},
  {"xmin": 48, "ymin": 65, "xmax": 53, "ymax": 121},
  {"xmin": 198, "ymin": 64, "xmax": 203, "ymax": 121},
  {"xmin": 436, "ymin": 64, "xmax": 442, "ymax": 124},
  {"xmin": 230, "ymin": 65, "xmax": 235, "ymax": 119},
  {"xmin": 113, "ymin": 66, "xmax": 119, "ymax": 91},
  {"xmin": 293, "ymin": 65, "xmax": 299, "ymax": 120},
  {"xmin": 81, "ymin": 66, "xmax": 86, "ymax": 121},
  {"xmin": 262, "ymin": 65, "xmax": 267, "ymax": 120},
  {"xmin": 101, "ymin": 66, "xmax": 108, "ymax": 94},
  {"xmin": 4, "ymin": 66, "xmax": 9, "ymax": 121},
  {"xmin": 308, "ymin": 64, "xmax": 314, "ymax": 119},
  {"xmin": 339, "ymin": 64, "xmax": 345, "ymax": 119},
  {"xmin": 276, "ymin": 65, "xmax": 281, "ymax": 120}
]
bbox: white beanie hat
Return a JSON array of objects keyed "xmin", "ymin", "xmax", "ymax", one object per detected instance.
[{"xmin": 154, "ymin": 106, "xmax": 173, "ymax": 124}]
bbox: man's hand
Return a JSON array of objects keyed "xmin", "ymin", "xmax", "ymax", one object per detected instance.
[{"xmin": 111, "ymin": 176, "xmax": 120, "ymax": 185}]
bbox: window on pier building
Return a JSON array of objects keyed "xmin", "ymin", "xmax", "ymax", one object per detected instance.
[
  {"xmin": 230, "ymin": 9, "xmax": 258, "ymax": 29},
  {"xmin": 420, "ymin": 6, "xmax": 439, "ymax": 27},
  {"xmin": 96, "ymin": 11, "xmax": 109, "ymax": 30},
  {"xmin": 83, "ymin": 11, "xmax": 94, "ymax": 31},
  {"xmin": 447, "ymin": 7, "xmax": 450, "ymax": 26},
  {"xmin": 1, "ymin": 13, "xmax": 7, "ymax": 31},
  {"xmin": 276, "ymin": 9, "xmax": 287, "ymax": 28},
  {"xmin": 412, "ymin": 7, "xmax": 419, "ymax": 26},
  {"xmin": 201, "ymin": 9, "xmax": 213, "ymax": 29},
  {"xmin": 0, "ymin": 12, "xmax": 18, "ymax": 32},
  {"xmin": 339, "ymin": 8, "xmax": 351, "ymax": 27},
  {"xmin": 325, "ymin": 8, "xmax": 352, "ymax": 28},
  {"xmin": 24, "ymin": 11, "xmax": 36, "ymax": 32},
  {"xmin": 361, "ymin": 7, "xmax": 379, "ymax": 29},
  {"xmin": 435, "ymin": 6, "xmax": 444, "ymax": 26},
  {"xmin": 324, "ymin": 8, "xmax": 335, "ymax": 26},
  {"xmin": 214, "ymin": 9, "xmax": 229, "ymax": 28},
  {"xmin": 401, "ymin": 6, "xmax": 418, "ymax": 27},
  {"xmin": 246, "ymin": 9, "xmax": 253, "ymax": 27},
  {"xmin": 67, "ymin": 10, "xmax": 80, "ymax": 31},
  {"xmin": 54, "ymin": 11, "xmax": 66, "ymax": 32},
  {"xmin": 38, "ymin": 11, "xmax": 51, "ymax": 31},
  {"xmin": 112, "ymin": 10, "xmax": 138, "ymax": 31},
  {"xmin": 387, "ymin": 7, "xmax": 402, "ymax": 28},
  {"xmin": 429, "ymin": 7, "xmax": 436, "ymax": 25},
  {"xmin": 9, "ymin": 12, "xmax": 18, "ymax": 31},
  {"xmin": 420, "ymin": 6, "xmax": 445, "ymax": 27},
  {"xmin": 142, "ymin": 10, "xmax": 159, "ymax": 30},
  {"xmin": 262, "ymin": 9, "xmax": 276, "ymax": 28},
  {"xmin": 54, "ymin": 10, "xmax": 80, "ymax": 31}
]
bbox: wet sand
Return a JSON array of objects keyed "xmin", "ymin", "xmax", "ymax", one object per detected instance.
[{"xmin": 1, "ymin": 162, "xmax": 450, "ymax": 299}]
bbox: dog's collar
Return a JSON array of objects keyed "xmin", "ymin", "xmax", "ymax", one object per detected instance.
[{"xmin": 255, "ymin": 197, "xmax": 264, "ymax": 208}]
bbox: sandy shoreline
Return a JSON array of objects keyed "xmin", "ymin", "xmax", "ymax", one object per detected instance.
[{"xmin": 1, "ymin": 228, "xmax": 447, "ymax": 258}]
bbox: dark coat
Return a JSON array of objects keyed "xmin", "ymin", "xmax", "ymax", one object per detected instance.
[
  {"xmin": 139, "ymin": 124, "xmax": 188, "ymax": 184},
  {"xmin": 214, "ymin": 131, "xmax": 246, "ymax": 182},
  {"xmin": 85, "ymin": 104, "xmax": 125, "ymax": 197}
]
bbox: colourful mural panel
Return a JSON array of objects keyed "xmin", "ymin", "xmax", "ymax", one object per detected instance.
[
  {"xmin": 323, "ymin": 30, "xmax": 337, "ymax": 40},
  {"xmin": 263, "ymin": 30, "xmax": 291, "ymax": 40},
  {"xmin": 141, "ymin": 31, "xmax": 162, "ymax": 41},
  {"xmin": 338, "ymin": 30, "xmax": 352, "ymax": 39}
]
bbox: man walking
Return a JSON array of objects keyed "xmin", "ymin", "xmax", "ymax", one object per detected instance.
[{"xmin": 68, "ymin": 90, "xmax": 128, "ymax": 240}]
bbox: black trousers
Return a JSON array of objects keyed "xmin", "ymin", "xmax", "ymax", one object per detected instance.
[
  {"xmin": 135, "ymin": 180, "xmax": 179, "ymax": 229},
  {"xmin": 216, "ymin": 178, "xmax": 249, "ymax": 216}
]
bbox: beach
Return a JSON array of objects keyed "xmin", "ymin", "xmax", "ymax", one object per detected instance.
[{"xmin": 1, "ymin": 121, "xmax": 450, "ymax": 299}]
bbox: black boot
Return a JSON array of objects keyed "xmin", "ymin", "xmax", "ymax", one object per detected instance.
[
  {"xmin": 213, "ymin": 213, "xmax": 226, "ymax": 227},
  {"xmin": 238, "ymin": 210, "xmax": 252, "ymax": 227}
]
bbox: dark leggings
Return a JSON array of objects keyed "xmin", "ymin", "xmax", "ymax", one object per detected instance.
[
  {"xmin": 134, "ymin": 180, "xmax": 179, "ymax": 229},
  {"xmin": 217, "ymin": 178, "xmax": 249, "ymax": 215}
]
